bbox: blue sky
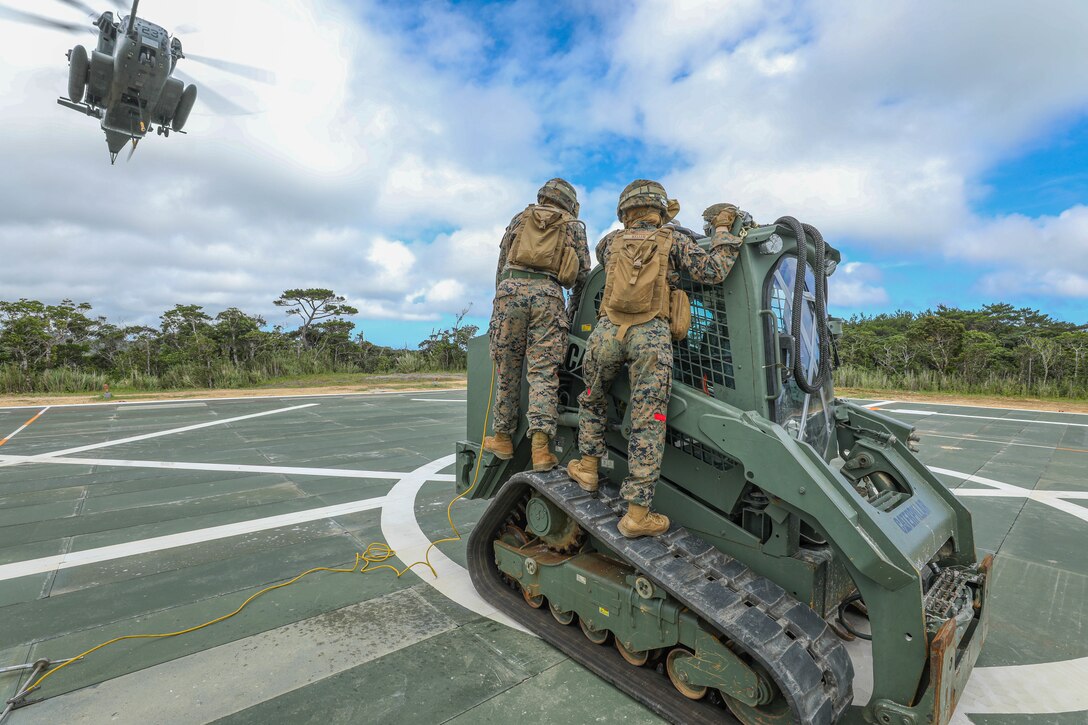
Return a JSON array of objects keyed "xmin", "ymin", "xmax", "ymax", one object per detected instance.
[{"xmin": 0, "ymin": 0, "xmax": 1086, "ymax": 347}]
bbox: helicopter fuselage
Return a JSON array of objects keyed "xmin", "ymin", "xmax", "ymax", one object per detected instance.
[{"xmin": 99, "ymin": 16, "xmax": 172, "ymax": 138}]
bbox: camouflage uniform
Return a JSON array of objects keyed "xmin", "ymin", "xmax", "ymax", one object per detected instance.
[
  {"xmin": 578, "ymin": 222, "xmax": 741, "ymax": 505},
  {"xmin": 490, "ymin": 207, "xmax": 590, "ymax": 438}
]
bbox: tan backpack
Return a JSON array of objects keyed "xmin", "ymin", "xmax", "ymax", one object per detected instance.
[
  {"xmin": 600, "ymin": 227, "xmax": 674, "ymax": 341},
  {"xmin": 508, "ymin": 204, "xmax": 581, "ymax": 287}
]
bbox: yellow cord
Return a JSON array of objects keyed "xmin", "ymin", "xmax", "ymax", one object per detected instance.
[{"xmin": 25, "ymin": 364, "xmax": 498, "ymax": 695}]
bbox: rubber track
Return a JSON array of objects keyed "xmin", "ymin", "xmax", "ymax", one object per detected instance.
[{"xmin": 467, "ymin": 469, "xmax": 854, "ymax": 725}]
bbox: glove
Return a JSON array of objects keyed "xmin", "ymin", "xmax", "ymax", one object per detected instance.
[{"xmin": 712, "ymin": 207, "xmax": 737, "ymax": 229}]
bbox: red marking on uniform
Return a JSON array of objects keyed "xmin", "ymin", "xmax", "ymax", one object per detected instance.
[{"xmin": 653, "ymin": 413, "xmax": 666, "ymax": 422}]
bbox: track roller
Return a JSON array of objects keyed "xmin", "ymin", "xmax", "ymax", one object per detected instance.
[
  {"xmin": 579, "ymin": 617, "xmax": 609, "ymax": 645},
  {"xmin": 615, "ymin": 639, "xmax": 651, "ymax": 666},
  {"xmin": 666, "ymin": 648, "xmax": 707, "ymax": 700},
  {"xmin": 550, "ymin": 602, "xmax": 574, "ymax": 625}
]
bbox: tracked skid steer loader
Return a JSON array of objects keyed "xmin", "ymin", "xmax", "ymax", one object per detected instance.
[{"xmin": 455, "ymin": 215, "xmax": 991, "ymax": 725}]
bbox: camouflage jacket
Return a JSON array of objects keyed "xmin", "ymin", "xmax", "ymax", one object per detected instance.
[
  {"xmin": 595, "ymin": 221, "xmax": 741, "ymax": 289},
  {"xmin": 495, "ymin": 204, "xmax": 591, "ymax": 302}
]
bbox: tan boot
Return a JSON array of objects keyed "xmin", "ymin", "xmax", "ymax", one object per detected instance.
[
  {"xmin": 482, "ymin": 432, "xmax": 513, "ymax": 460},
  {"xmin": 531, "ymin": 431, "xmax": 558, "ymax": 472},
  {"xmin": 567, "ymin": 456, "xmax": 599, "ymax": 493},
  {"xmin": 618, "ymin": 503, "xmax": 670, "ymax": 538}
]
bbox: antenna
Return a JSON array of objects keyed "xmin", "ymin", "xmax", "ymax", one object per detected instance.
[{"xmin": 126, "ymin": 0, "xmax": 139, "ymax": 36}]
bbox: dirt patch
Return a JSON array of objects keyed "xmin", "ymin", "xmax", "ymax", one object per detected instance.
[
  {"xmin": 837, "ymin": 387, "xmax": 1088, "ymax": 414},
  {"xmin": 0, "ymin": 373, "xmax": 468, "ymax": 409}
]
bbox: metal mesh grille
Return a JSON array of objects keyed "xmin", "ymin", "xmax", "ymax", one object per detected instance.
[
  {"xmin": 673, "ymin": 275, "xmax": 735, "ymax": 392},
  {"xmin": 666, "ymin": 427, "xmax": 736, "ymax": 471}
]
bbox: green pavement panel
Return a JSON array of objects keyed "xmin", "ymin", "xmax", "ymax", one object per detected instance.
[
  {"xmin": 212, "ymin": 618, "xmax": 568, "ymax": 725},
  {"xmin": 81, "ymin": 473, "xmax": 298, "ymax": 514},
  {"xmin": 444, "ymin": 658, "xmax": 663, "ymax": 724},
  {"xmin": 968, "ymin": 712, "xmax": 1088, "ymax": 725},
  {"xmin": 0, "ymin": 534, "xmax": 366, "ymax": 650},
  {"xmin": 22, "ymin": 563, "xmax": 416, "ymax": 700},
  {"xmin": 0, "ymin": 499, "xmax": 82, "ymax": 527},
  {"xmin": 50, "ymin": 519, "xmax": 350, "ymax": 596},
  {"xmin": 0, "ymin": 573, "xmax": 50, "ymax": 609},
  {"xmin": 8, "ymin": 586, "xmax": 460, "ymax": 725},
  {"xmin": 998, "ymin": 500, "xmax": 1088, "ymax": 577},
  {"xmin": 0, "ymin": 484, "xmax": 86, "ymax": 509},
  {"xmin": 977, "ymin": 553, "xmax": 1088, "ymax": 667},
  {"xmin": 0, "ymin": 537, "xmax": 70, "ymax": 567},
  {"xmin": 0, "ymin": 485, "xmax": 315, "ymax": 549}
]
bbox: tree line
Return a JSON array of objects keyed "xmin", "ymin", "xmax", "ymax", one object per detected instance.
[
  {"xmin": 836, "ymin": 303, "xmax": 1088, "ymax": 398},
  {"xmin": 0, "ymin": 289, "xmax": 478, "ymax": 394}
]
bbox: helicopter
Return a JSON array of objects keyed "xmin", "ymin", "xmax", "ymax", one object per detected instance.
[{"xmin": 0, "ymin": 0, "xmax": 273, "ymax": 163}]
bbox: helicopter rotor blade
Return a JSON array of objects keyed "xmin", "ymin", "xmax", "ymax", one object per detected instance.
[
  {"xmin": 104, "ymin": 0, "xmax": 129, "ymax": 10},
  {"xmin": 173, "ymin": 23, "xmax": 199, "ymax": 34},
  {"xmin": 173, "ymin": 69, "xmax": 256, "ymax": 116},
  {"xmin": 54, "ymin": 0, "xmax": 99, "ymax": 19},
  {"xmin": 184, "ymin": 54, "xmax": 276, "ymax": 85},
  {"xmin": 0, "ymin": 5, "xmax": 88, "ymax": 33}
]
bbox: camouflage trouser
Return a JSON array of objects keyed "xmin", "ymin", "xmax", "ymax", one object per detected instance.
[
  {"xmin": 489, "ymin": 278, "xmax": 568, "ymax": 438},
  {"xmin": 577, "ymin": 317, "xmax": 672, "ymax": 506}
]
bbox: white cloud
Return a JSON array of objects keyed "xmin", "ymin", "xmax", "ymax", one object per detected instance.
[
  {"xmin": 956, "ymin": 205, "xmax": 1088, "ymax": 299},
  {"xmin": 829, "ymin": 262, "xmax": 889, "ymax": 309},
  {"xmin": 0, "ymin": 0, "xmax": 1086, "ymax": 342}
]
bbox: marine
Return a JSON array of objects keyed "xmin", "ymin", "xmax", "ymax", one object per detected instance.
[
  {"xmin": 567, "ymin": 180, "xmax": 743, "ymax": 537},
  {"xmin": 482, "ymin": 179, "xmax": 591, "ymax": 471}
]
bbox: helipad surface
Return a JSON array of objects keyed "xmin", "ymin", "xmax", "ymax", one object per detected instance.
[{"xmin": 0, "ymin": 392, "xmax": 1084, "ymax": 724}]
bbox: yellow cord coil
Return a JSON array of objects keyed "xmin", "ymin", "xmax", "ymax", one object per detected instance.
[{"xmin": 25, "ymin": 364, "xmax": 497, "ymax": 695}]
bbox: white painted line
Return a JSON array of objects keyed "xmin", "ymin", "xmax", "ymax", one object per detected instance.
[
  {"xmin": 0, "ymin": 493, "xmax": 387, "ymax": 582},
  {"xmin": 0, "ymin": 388, "xmax": 469, "ymax": 411},
  {"xmin": 865, "ymin": 400, "xmax": 897, "ymax": 409},
  {"xmin": 929, "ymin": 466, "xmax": 1025, "ymax": 492},
  {"xmin": 0, "ymin": 453, "xmax": 456, "ymax": 482},
  {"xmin": 932, "ymin": 466, "xmax": 1088, "ymax": 524},
  {"xmin": 887, "ymin": 409, "xmax": 1088, "ymax": 427},
  {"xmin": 844, "ymin": 397, "xmax": 1088, "ymax": 417},
  {"xmin": 119, "ymin": 402, "xmax": 208, "ymax": 410},
  {"xmin": 410, "ymin": 398, "xmax": 467, "ymax": 403},
  {"xmin": 0, "ymin": 403, "xmax": 320, "ymax": 467},
  {"xmin": 381, "ymin": 454, "xmax": 529, "ymax": 633},
  {"xmin": 951, "ymin": 655, "xmax": 1088, "ymax": 721},
  {"xmin": 921, "ymin": 432, "xmax": 1088, "ymax": 453},
  {"xmin": 0, "ymin": 406, "xmax": 49, "ymax": 446}
]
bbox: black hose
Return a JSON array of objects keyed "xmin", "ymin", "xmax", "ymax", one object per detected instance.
[
  {"xmin": 775, "ymin": 216, "xmax": 832, "ymax": 395},
  {"xmin": 837, "ymin": 593, "xmax": 872, "ymax": 641}
]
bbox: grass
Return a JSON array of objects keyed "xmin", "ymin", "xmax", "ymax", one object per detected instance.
[{"xmin": 0, "ymin": 372, "xmax": 468, "ymax": 407}]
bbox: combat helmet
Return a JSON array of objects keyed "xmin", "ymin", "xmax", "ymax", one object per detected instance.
[
  {"xmin": 617, "ymin": 179, "xmax": 679, "ymax": 223},
  {"xmin": 537, "ymin": 178, "xmax": 579, "ymax": 216}
]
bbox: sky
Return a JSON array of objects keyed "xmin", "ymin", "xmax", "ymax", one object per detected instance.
[{"xmin": 0, "ymin": 0, "xmax": 1086, "ymax": 347}]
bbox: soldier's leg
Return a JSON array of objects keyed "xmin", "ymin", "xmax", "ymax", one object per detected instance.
[
  {"xmin": 568, "ymin": 320, "xmax": 624, "ymax": 491},
  {"xmin": 619, "ymin": 319, "xmax": 673, "ymax": 507},
  {"xmin": 488, "ymin": 290, "xmax": 530, "ymax": 440},
  {"xmin": 524, "ymin": 291, "xmax": 567, "ymax": 438},
  {"xmin": 575, "ymin": 320, "xmax": 624, "ymax": 457}
]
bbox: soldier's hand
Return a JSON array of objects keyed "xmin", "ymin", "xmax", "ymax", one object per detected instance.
[{"xmin": 712, "ymin": 207, "xmax": 737, "ymax": 229}]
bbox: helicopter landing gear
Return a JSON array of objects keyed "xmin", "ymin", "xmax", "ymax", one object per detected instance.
[{"xmin": 156, "ymin": 126, "xmax": 170, "ymax": 137}]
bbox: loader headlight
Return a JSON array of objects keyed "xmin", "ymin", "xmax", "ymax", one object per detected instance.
[{"xmin": 759, "ymin": 233, "xmax": 783, "ymax": 255}]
